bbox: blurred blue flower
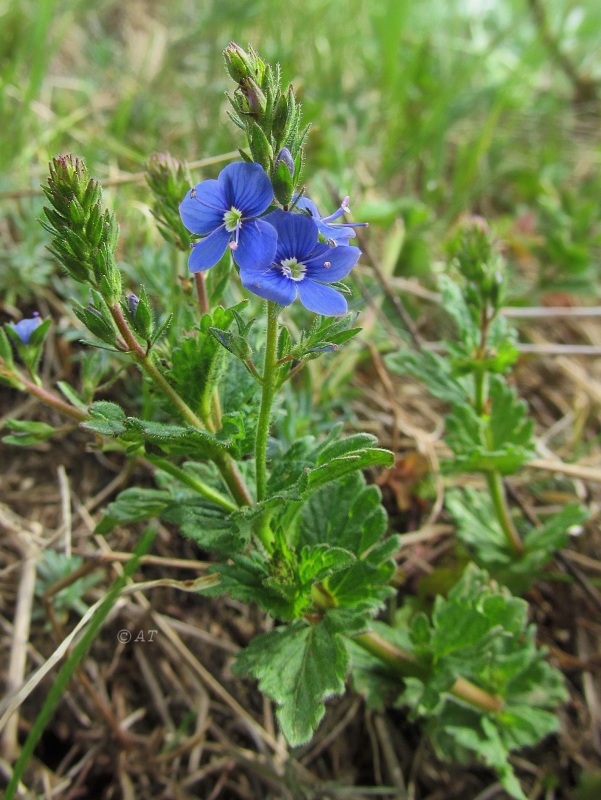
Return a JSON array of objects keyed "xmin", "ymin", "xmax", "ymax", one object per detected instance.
[
  {"xmin": 239, "ymin": 210, "xmax": 361, "ymax": 316},
  {"xmin": 293, "ymin": 195, "xmax": 367, "ymax": 246},
  {"xmin": 179, "ymin": 162, "xmax": 277, "ymax": 272},
  {"xmin": 10, "ymin": 313, "xmax": 42, "ymax": 344}
]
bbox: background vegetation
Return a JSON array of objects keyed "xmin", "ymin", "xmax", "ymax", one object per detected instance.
[{"xmin": 1, "ymin": 0, "xmax": 600, "ymax": 798}]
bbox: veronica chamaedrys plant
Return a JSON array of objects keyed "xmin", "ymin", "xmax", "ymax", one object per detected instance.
[
  {"xmin": 0, "ymin": 44, "xmax": 570, "ymax": 800},
  {"xmin": 387, "ymin": 218, "xmax": 587, "ymax": 592}
]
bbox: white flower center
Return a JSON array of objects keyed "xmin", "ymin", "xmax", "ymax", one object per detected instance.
[
  {"xmin": 280, "ymin": 257, "xmax": 307, "ymax": 282},
  {"xmin": 223, "ymin": 207, "xmax": 243, "ymax": 232}
]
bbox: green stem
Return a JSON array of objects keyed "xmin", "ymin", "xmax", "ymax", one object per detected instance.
[
  {"xmin": 486, "ymin": 471, "xmax": 524, "ymax": 556},
  {"xmin": 472, "ymin": 316, "xmax": 523, "ymax": 556},
  {"xmin": 311, "ymin": 586, "xmax": 504, "ymax": 715},
  {"xmin": 213, "ymin": 451, "xmax": 254, "ymax": 508},
  {"xmin": 255, "ymin": 301, "xmax": 279, "ymax": 502},
  {"xmin": 353, "ymin": 629, "xmax": 504, "ymax": 714},
  {"xmin": 110, "ymin": 303, "xmax": 253, "ymax": 507},
  {"xmin": 11, "ymin": 372, "xmax": 87, "ymax": 422},
  {"xmin": 145, "ymin": 456, "xmax": 238, "ymax": 513},
  {"xmin": 111, "ymin": 303, "xmax": 205, "ymax": 429},
  {"xmin": 193, "ymin": 272, "xmax": 223, "ymax": 431}
]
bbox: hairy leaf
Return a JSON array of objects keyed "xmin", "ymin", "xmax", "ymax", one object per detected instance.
[{"xmin": 233, "ymin": 618, "xmax": 349, "ymax": 745}]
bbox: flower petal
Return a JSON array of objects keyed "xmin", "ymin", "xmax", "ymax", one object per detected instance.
[
  {"xmin": 263, "ymin": 209, "xmax": 319, "ymax": 262},
  {"xmin": 297, "ymin": 280, "xmax": 348, "ymax": 316},
  {"xmin": 188, "ymin": 225, "xmax": 231, "ymax": 272},
  {"xmin": 179, "ymin": 180, "xmax": 227, "ymax": 234},
  {"xmin": 305, "ymin": 244, "xmax": 361, "ymax": 283},
  {"xmin": 316, "ymin": 222, "xmax": 357, "ymax": 245},
  {"xmin": 220, "ymin": 162, "xmax": 274, "ymax": 217},
  {"xmin": 233, "ymin": 218, "xmax": 278, "ymax": 270},
  {"xmin": 293, "ymin": 195, "xmax": 320, "ymax": 219},
  {"xmin": 239, "ymin": 266, "xmax": 297, "ymax": 306}
]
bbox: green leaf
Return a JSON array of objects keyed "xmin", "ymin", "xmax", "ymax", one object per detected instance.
[
  {"xmin": 305, "ymin": 448, "xmax": 393, "ymax": 491},
  {"xmin": 81, "ymin": 401, "xmax": 126, "ymax": 436},
  {"xmin": 161, "ymin": 497, "xmax": 244, "ymax": 556},
  {"xmin": 233, "ymin": 618, "xmax": 349, "ymax": 746},
  {"xmin": 298, "ymin": 474, "xmax": 398, "ymax": 619},
  {"xmin": 169, "ymin": 306, "xmax": 238, "ymax": 421},
  {"xmin": 447, "ymin": 490, "xmax": 587, "ymax": 592},
  {"xmin": 393, "ymin": 564, "xmax": 566, "ymax": 798},
  {"xmin": 0, "ymin": 327, "xmax": 15, "ymax": 371},
  {"xmin": 209, "ymin": 327, "xmax": 253, "ymax": 361},
  {"xmin": 438, "ymin": 274, "xmax": 479, "ymax": 349},
  {"xmin": 95, "ymin": 487, "xmax": 172, "ymax": 534},
  {"xmin": 57, "ymin": 381, "xmax": 89, "ymax": 413},
  {"xmin": 122, "ymin": 415, "xmax": 243, "ymax": 457},
  {"xmin": 386, "ymin": 348, "xmax": 468, "ymax": 406},
  {"xmin": 2, "ymin": 419, "xmax": 59, "ymax": 446},
  {"xmin": 444, "ymin": 377, "xmax": 535, "ymax": 475},
  {"xmin": 298, "ymin": 472, "xmax": 386, "ymax": 553},
  {"xmin": 446, "ymin": 488, "xmax": 511, "ymax": 569}
]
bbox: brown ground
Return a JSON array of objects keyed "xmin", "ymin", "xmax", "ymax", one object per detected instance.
[{"xmin": 1, "ymin": 294, "xmax": 601, "ymax": 800}]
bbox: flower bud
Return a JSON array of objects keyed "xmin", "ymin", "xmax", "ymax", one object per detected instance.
[
  {"xmin": 223, "ymin": 42, "xmax": 255, "ymax": 84},
  {"xmin": 275, "ymin": 147, "xmax": 294, "ymax": 178}
]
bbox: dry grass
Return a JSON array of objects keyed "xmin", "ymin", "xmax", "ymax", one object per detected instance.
[{"xmin": 1, "ymin": 282, "xmax": 601, "ymax": 799}]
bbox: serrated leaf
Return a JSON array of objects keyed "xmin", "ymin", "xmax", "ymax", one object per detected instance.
[
  {"xmin": 306, "ymin": 448, "xmax": 393, "ymax": 491},
  {"xmin": 447, "ymin": 489, "xmax": 586, "ymax": 592},
  {"xmin": 439, "ymin": 274, "xmax": 479, "ymax": 348},
  {"xmin": 161, "ymin": 497, "xmax": 243, "ymax": 555},
  {"xmin": 169, "ymin": 308, "xmax": 236, "ymax": 422},
  {"xmin": 95, "ymin": 487, "xmax": 172, "ymax": 534},
  {"xmin": 386, "ymin": 348, "xmax": 468, "ymax": 406},
  {"xmin": 444, "ymin": 377, "xmax": 535, "ymax": 475},
  {"xmin": 233, "ymin": 618, "xmax": 349, "ymax": 745},
  {"xmin": 298, "ymin": 474, "xmax": 397, "ymax": 618},
  {"xmin": 298, "ymin": 472, "xmax": 386, "ymax": 553},
  {"xmin": 394, "ymin": 564, "xmax": 566, "ymax": 799}
]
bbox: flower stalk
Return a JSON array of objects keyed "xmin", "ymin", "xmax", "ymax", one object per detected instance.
[{"xmin": 255, "ymin": 301, "xmax": 280, "ymax": 503}]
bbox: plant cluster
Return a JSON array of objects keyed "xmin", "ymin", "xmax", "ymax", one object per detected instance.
[{"xmin": 0, "ymin": 44, "xmax": 583, "ymax": 800}]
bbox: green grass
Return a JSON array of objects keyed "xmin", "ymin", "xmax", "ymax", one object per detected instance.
[{"xmin": 1, "ymin": 0, "xmax": 600, "ymax": 306}]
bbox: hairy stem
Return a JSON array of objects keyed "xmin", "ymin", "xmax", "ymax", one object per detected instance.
[
  {"xmin": 255, "ymin": 301, "xmax": 279, "ymax": 502},
  {"xmin": 353, "ymin": 630, "xmax": 504, "ymax": 714},
  {"xmin": 110, "ymin": 303, "xmax": 252, "ymax": 507},
  {"xmin": 486, "ymin": 471, "xmax": 524, "ymax": 556},
  {"xmin": 11, "ymin": 372, "xmax": 87, "ymax": 422},
  {"xmin": 193, "ymin": 272, "xmax": 223, "ymax": 431},
  {"xmin": 473, "ymin": 311, "xmax": 523, "ymax": 556},
  {"xmin": 144, "ymin": 455, "xmax": 238, "ymax": 513}
]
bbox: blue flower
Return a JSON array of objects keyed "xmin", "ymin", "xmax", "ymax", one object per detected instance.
[
  {"xmin": 293, "ymin": 194, "xmax": 367, "ymax": 246},
  {"xmin": 179, "ymin": 162, "xmax": 278, "ymax": 273},
  {"xmin": 239, "ymin": 210, "xmax": 361, "ymax": 316},
  {"xmin": 10, "ymin": 314, "xmax": 42, "ymax": 344}
]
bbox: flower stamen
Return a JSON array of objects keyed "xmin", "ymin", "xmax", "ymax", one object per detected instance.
[{"xmin": 280, "ymin": 257, "xmax": 307, "ymax": 282}]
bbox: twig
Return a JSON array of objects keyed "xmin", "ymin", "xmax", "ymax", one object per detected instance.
[
  {"xmin": 0, "ymin": 531, "xmax": 38, "ymax": 760},
  {"xmin": 57, "ymin": 465, "xmax": 72, "ymax": 558},
  {"xmin": 529, "ymin": 457, "xmax": 601, "ymax": 483}
]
